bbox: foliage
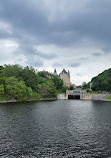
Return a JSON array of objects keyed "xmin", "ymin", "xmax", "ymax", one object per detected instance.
[
  {"xmin": 86, "ymin": 88, "xmax": 93, "ymax": 93},
  {"xmin": 0, "ymin": 84, "xmax": 4, "ymax": 96},
  {"xmin": 69, "ymin": 85, "xmax": 75, "ymax": 90},
  {"xmin": 0, "ymin": 66, "xmax": 4, "ymax": 76},
  {"xmin": 82, "ymin": 82, "xmax": 90, "ymax": 89},
  {"xmin": 106, "ymin": 95, "xmax": 111, "ymax": 100},
  {"xmin": 30, "ymin": 92, "xmax": 41, "ymax": 100},
  {"xmin": 52, "ymin": 76, "xmax": 63, "ymax": 90},
  {"xmin": 83, "ymin": 68, "xmax": 111, "ymax": 92},
  {"xmin": 91, "ymin": 68, "xmax": 111, "ymax": 92},
  {"xmin": 38, "ymin": 71, "xmax": 51, "ymax": 78},
  {"xmin": 20, "ymin": 66, "xmax": 39, "ymax": 92},
  {"xmin": 5, "ymin": 77, "xmax": 29, "ymax": 101},
  {"xmin": 0, "ymin": 64, "xmax": 68, "ymax": 101},
  {"xmin": 4, "ymin": 64, "xmax": 22, "ymax": 79},
  {"xmin": 38, "ymin": 80, "xmax": 56, "ymax": 98}
]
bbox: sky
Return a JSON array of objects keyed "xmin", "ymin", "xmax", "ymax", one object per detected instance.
[{"xmin": 0, "ymin": 0, "xmax": 111, "ymax": 85}]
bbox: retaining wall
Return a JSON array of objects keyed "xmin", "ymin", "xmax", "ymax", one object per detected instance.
[{"xmin": 57, "ymin": 94, "xmax": 67, "ymax": 100}]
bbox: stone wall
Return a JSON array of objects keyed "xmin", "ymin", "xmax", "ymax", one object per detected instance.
[{"xmin": 59, "ymin": 73, "xmax": 70, "ymax": 87}]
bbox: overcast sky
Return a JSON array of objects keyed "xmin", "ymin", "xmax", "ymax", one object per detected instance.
[{"xmin": 0, "ymin": 0, "xmax": 111, "ymax": 85}]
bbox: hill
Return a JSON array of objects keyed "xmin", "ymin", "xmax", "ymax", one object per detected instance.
[{"xmin": 91, "ymin": 68, "xmax": 111, "ymax": 91}]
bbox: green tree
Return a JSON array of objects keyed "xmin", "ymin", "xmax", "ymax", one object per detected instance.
[
  {"xmin": 0, "ymin": 66, "xmax": 4, "ymax": 76},
  {"xmin": 52, "ymin": 76, "xmax": 63, "ymax": 90},
  {"xmin": 21, "ymin": 66, "xmax": 39, "ymax": 92},
  {"xmin": 38, "ymin": 80, "xmax": 56, "ymax": 98},
  {"xmin": 5, "ymin": 77, "xmax": 29, "ymax": 101},
  {"xmin": 90, "ymin": 68, "xmax": 111, "ymax": 92},
  {"xmin": 4, "ymin": 64, "xmax": 22, "ymax": 79},
  {"xmin": 69, "ymin": 85, "xmax": 75, "ymax": 90},
  {"xmin": 0, "ymin": 84, "xmax": 4, "ymax": 100},
  {"xmin": 0, "ymin": 84, "xmax": 4, "ymax": 95}
]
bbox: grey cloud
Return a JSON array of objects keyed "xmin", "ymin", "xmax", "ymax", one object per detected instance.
[
  {"xmin": 78, "ymin": 57, "xmax": 87, "ymax": 61},
  {"xmin": 91, "ymin": 52, "xmax": 102, "ymax": 56},
  {"xmin": 0, "ymin": 0, "xmax": 111, "ymax": 86},
  {"xmin": 76, "ymin": 73, "xmax": 82, "ymax": 76},
  {"xmin": 19, "ymin": 44, "xmax": 57, "ymax": 59},
  {"xmin": 36, "ymin": 51, "xmax": 57, "ymax": 59},
  {"xmin": 102, "ymin": 47, "xmax": 111, "ymax": 53},
  {"xmin": 0, "ymin": 0, "xmax": 111, "ymax": 49},
  {"xmin": 53, "ymin": 62, "xmax": 63, "ymax": 67},
  {"xmin": 69, "ymin": 63, "xmax": 81, "ymax": 67},
  {"xmin": 25, "ymin": 56, "xmax": 43, "ymax": 67},
  {"xmin": 14, "ymin": 43, "xmax": 56, "ymax": 67},
  {"xmin": 0, "ymin": 0, "xmax": 111, "ymax": 82},
  {"xmin": 4, "ymin": 39, "xmax": 57, "ymax": 67}
]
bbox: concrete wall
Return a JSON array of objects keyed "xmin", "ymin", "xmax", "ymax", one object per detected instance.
[
  {"xmin": 92, "ymin": 94, "xmax": 110, "ymax": 100},
  {"xmin": 80, "ymin": 92, "xmax": 93, "ymax": 100},
  {"xmin": 57, "ymin": 94, "xmax": 67, "ymax": 100},
  {"xmin": 80, "ymin": 90, "xmax": 110, "ymax": 100}
]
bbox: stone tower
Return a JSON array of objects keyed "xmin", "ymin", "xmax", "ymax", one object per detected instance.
[
  {"xmin": 53, "ymin": 69, "xmax": 57, "ymax": 76},
  {"xmin": 59, "ymin": 69, "xmax": 71, "ymax": 87}
]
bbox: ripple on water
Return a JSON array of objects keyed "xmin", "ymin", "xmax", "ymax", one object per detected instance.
[{"xmin": 0, "ymin": 100, "xmax": 111, "ymax": 157}]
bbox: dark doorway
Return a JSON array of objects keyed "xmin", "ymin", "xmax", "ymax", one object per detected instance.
[{"xmin": 68, "ymin": 95, "xmax": 80, "ymax": 99}]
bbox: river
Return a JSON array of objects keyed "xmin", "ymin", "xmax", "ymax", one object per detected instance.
[{"xmin": 0, "ymin": 100, "xmax": 111, "ymax": 157}]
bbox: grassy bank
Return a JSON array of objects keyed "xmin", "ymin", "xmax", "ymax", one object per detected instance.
[{"xmin": 106, "ymin": 95, "xmax": 111, "ymax": 100}]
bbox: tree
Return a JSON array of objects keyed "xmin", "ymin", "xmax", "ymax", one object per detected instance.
[
  {"xmin": 91, "ymin": 68, "xmax": 111, "ymax": 92},
  {"xmin": 21, "ymin": 66, "xmax": 39, "ymax": 92},
  {"xmin": 52, "ymin": 76, "xmax": 63, "ymax": 90},
  {"xmin": 4, "ymin": 64, "xmax": 22, "ymax": 79},
  {"xmin": 82, "ymin": 82, "xmax": 89, "ymax": 89},
  {"xmin": 0, "ymin": 66, "xmax": 4, "ymax": 76},
  {"xmin": 5, "ymin": 77, "xmax": 30, "ymax": 101},
  {"xmin": 69, "ymin": 85, "xmax": 75, "ymax": 90},
  {"xmin": 0, "ymin": 84, "xmax": 4, "ymax": 96},
  {"xmin": 38, "ymin": 80, "xmax": 56, "ymax": 98}
]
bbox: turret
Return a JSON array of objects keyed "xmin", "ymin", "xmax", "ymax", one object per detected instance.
[
  {"xmin": 68, "ymin": 70, "xmax": 70, "ymax": 76},
  {"xmin": 54, "ymin": 69, "xmax": 57, "ymax": 76}
]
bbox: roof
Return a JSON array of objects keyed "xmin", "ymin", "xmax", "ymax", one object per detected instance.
[
  {"xmin": 61, "ymin": 69, "xmax": 67, "ymax": 74},
  {"xmin": 54, "ymin": 69, "xmax": 57, "ymax": 73}
]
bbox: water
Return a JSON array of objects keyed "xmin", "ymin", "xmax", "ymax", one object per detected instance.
[{"xmin": 0, "ymin": 100, "xmax": 111, "ymax": 157}]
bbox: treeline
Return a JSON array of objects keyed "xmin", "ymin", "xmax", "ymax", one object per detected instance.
[
  {"xmin": 82, "ymin": 68, "xmax": 111, "ymax": 92},
  {"xmin": 0, "ymin": 65, "xmax": 68, "ymax": 101}
]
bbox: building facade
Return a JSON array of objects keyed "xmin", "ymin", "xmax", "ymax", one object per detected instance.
[{"xmin": 54, "ymin": 69, "xmax": 71, "ymax": 87}]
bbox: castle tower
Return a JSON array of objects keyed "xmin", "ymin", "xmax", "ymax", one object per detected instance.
[
  {"xmin": 53, "ymin": 69, "xmax": 57, "ymax": 76},
  {"xmin": 68, "ymin": 70, "xmax": 70, "ymax": 76},
  {"xmin": 59, "ymin": 69, "xmax": 71, "ymax": 87}
]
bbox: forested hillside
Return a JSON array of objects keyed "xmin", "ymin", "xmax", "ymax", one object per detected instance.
[
  {"xmin": 91, "ymin": 68, "xmax": 111, "ymax": 91},
  {"xmin": 0, "ymin": 65, "xmax": 67, "ymax": 101}
]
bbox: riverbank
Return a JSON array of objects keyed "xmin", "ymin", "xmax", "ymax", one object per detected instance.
[
  {"xmin": 0, "ymin": 96, "xmax": 111, "ymax": 104},
  {"xmin": 102, "ymin": 99, "xmax": 111, "ymax": 102},
  {"xmin": 0, "ymin": 98, "xmax": 57, "ymax": 104}
]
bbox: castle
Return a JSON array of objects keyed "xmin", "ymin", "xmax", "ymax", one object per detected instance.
[{"xmin": 54, "ymin": 69, "xmax": 71, "ymax": 87}]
